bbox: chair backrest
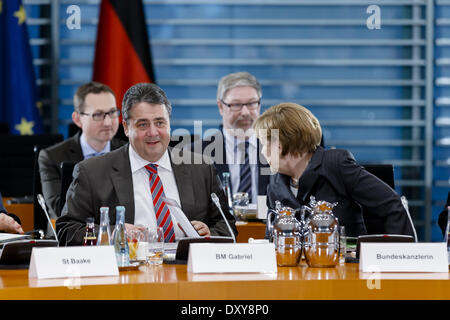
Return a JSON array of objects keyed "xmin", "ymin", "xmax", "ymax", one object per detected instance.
[
  {"xmin": 0, "ymin": 134, "xmax": 63, "ymax": 198},
  {"xmin": 361, "ymin": 163, "xmax": 395, "ymax": 234},
  {"xmin": 362, "ymin": 164, "xmax": 395, "ymax": 189},
  {"xmin": 59, "ymin": 161, "xmax": 76, "ymax": 215}
]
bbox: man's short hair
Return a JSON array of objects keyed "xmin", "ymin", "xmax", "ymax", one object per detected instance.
[
  {"xmin": 216, "ymin": 72, "xmax": 262, "ymax": 101},
  {"xmin": 254, "ymin": 102, "xmax": 322, "ymax": 156},
  {"xmin": 122, "ymin": 83, "xmax": 172, "ymax": 123},
  {"xmin": 73, "ymin": 81, "xmax": 115, "ymax": 113}
]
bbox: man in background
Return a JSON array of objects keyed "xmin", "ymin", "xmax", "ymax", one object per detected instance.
[
  {"xmin": 191, "ymin": 72, "xmax": 270, "ymax": 204},
  {"xmin": 39, "ymin": 82, "xmax": 127, "ymax": 219}
]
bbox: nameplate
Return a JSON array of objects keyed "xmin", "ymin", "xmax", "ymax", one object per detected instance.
[
  {"xmin": 359, "ymin": 242, "xmax": 448, "ymax": 273},
  {"xmin": 29, "ymin": 246, "xmax": 119, "ymax": 279},
  {"xmin": 187, "ymin": 243, "xmax": 277, "ymax": 274}
]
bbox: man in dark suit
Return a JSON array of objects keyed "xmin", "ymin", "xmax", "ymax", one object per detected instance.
[
  {"xmin": 57, "ymin": 83, "xmax": 237, "ymax": 246},
  {"xmin": 438, "ymin": 191, "xmax": 450, "ymax": 238},
  {"xmin": 190, "ymin": 72, "xmax": 270, "ymax": 204},
  {"xmin": 39, "ymin": 82, "xmax": 127, "ymax": 219}
]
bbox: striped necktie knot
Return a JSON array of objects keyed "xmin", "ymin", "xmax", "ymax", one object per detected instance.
[{"xmin": 145, "ymin": 163, "xmax": 158, "ymax": 175}]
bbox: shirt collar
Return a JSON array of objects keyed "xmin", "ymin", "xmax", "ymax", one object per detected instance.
[
  {"xmin": 80, "ymin": 132, "xmax": 111, "ymax": 159},
  {"xmin": 129, "ymin": 145, "xmax": 172, "ymax": 174}
]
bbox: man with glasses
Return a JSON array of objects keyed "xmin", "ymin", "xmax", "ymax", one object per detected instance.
[
  {"xmin": 191, "ymin": 72, "xmax": 270, "ymax": 204},
  {"xmin": 39, "ymin": 82, "xmax": 127, "ymax": 219}
]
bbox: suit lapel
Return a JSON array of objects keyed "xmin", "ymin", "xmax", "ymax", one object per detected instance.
[{"xmin": 110, "ymin": 145, "xmax": 135, "ymax": 223}]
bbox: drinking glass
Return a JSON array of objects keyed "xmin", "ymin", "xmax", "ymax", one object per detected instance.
[
  {"xmin": 233, "ymin": 192, "xmax": 249, "ymax": 221},
  {"xmin": 127, "ymin": 229, "xmax": 140, "ymax": 262},
  {"xmin": 147, "ymin": 227, "xmax": 164, "ymax": 265},
  {"xmin": 136, "ymin": 228, "xmax": 148, "ymax": 263}
]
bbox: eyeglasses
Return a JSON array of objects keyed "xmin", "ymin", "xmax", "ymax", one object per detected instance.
[
  {"xmin": 80, "ymin": 109, "xmax": 120, "ymax": 121},
  {"xmin": 221, "ymin": 99, "xmax": 261, "ymax": 111}
]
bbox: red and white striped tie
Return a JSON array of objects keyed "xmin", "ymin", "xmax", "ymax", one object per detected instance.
[{"xmin": 144, "ymin": 164, "xmax": 175, "ymax": 243}]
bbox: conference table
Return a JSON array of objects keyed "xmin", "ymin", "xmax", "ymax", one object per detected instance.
[{"xmin": 0, "ymin": 261, "xmax": 448, "ymax": 300}]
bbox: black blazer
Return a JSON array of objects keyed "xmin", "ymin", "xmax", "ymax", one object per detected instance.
[
  {"xmin": 190, "ymin": 126, "xmax": 270, "ymax": 196},
  {"xmin": 267, "ymin": 147, "xmax": 415, "ymax": 237},
  {"xmin": 56, "ymin": 145, "xmax": 237, "ymax": 246},
  {"xmin": 438, "ymin": 192, "xmax": 450, "ymax": 237},
  {"xmin": 38, "ymin": 132, "xmax": 127, "ymax": 218}
]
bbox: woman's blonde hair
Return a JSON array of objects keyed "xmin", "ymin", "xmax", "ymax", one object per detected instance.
[{"xmin": 253, "ymin": 102, "xmax": 322, "ymax": 156}]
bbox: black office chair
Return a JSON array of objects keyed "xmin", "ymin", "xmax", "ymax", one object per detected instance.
[
  {"xmin": 363, "ymin": 164, "xmax": 395, "ymax": 190},
  {"xmin": 361, "ymin": 164, "xmax": 395, "ymax": 234},
  {"xmin": 0, "ymin": 134, "xmax": 62, "ymax": 198},
  {"xmin": 59, "ymin": 161, "xmax": 76, "ymax": 215}
]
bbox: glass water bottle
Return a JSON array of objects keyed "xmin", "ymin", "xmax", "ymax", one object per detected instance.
[
  {"xmin": 97, "ymin": 207, "xmax": 111, "ymax": 246},
  {"xmin": 112, "ymin": 206, "xmax": 130, "ymax": 267}
]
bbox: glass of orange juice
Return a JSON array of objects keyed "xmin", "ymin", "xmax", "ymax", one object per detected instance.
[{"xmin": 127, "ymin": 230, "xmax": 140, "ymax": 262}]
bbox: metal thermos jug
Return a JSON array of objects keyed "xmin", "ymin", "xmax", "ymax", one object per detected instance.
[
  {"xmin": 303, "ymin": 196, "xmax": 340, "ymax": 268},
  {"xmin": 267, "ymin": 201, "xmax": 303, "ymax": 267}
]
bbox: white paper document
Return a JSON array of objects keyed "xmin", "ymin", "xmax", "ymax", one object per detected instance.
[{"xmin": 165, "ymin": 202, "xmax": 201, "ymax": 238}]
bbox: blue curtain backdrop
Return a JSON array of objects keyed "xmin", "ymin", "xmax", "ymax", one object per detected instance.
[{"xmin": 0, "ymin": 0, "xmax": 42, "ymax": 135}]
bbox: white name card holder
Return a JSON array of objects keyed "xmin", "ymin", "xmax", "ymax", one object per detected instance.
[
  {"xmin": 29, "ymin": 245, "xmax": 119, "ymax": 279},
  {"xmin": 187, "ymin": 243, "xmax": 277, "ymax": 274},
  {"xmin": 359, "ymin": 242, "xmax": 448, "ymax": 273},
  {"xmin": 257, "ymin": 196, "xmax": 268, "ymax": 220}
]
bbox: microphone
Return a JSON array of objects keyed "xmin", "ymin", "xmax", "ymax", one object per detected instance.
[
  {"xmin": 37, "ymin": 194, "xmax": 59, "ymax": 244},
  {"xmin": 211, "ymin": 193, "xmax": 236, "ymax": 243},
  {"xmin": 401, "ymin": 196, "xmax": 418, "ymax": 243}
]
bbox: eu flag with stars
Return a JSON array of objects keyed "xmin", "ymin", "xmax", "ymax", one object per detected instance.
[{"xmin": 0, "ymin": 0, "xmax": 43, "ymax": 135}]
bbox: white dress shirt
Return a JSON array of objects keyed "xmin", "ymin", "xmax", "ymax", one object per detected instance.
[
  {"xmin": 223, "ymin": 130, "xmax": 258, "ymax": 204},
  {"xmin": 129, "ymin": 146, "xmax": 184, "ymax": 240}
]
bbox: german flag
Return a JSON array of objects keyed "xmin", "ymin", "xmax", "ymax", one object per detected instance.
[{"xmin": 93, "ymin": 0, "xmax": 155, "ymax": 110}]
